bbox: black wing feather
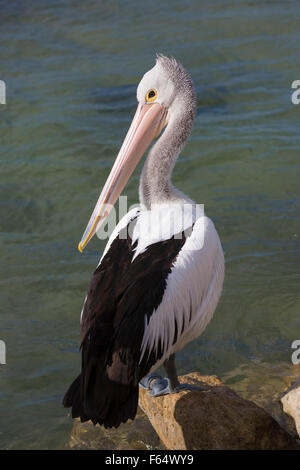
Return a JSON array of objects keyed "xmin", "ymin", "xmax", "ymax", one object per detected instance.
[{"xmin": 63, "ymin": 225, "xmax": 186, "ymax": 428}]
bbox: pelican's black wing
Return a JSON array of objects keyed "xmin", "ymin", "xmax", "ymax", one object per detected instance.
[{"xmin": 63, "ymin": 225, "xmax": 186, "ymax": 428}]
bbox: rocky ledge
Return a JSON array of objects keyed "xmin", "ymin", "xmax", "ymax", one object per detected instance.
[
  {"xmin": 139, "ymin": 372, "xmax": 300, "ymax": 450},
  {"xmin": 281, "ymin": 379, "xmax": 300, "ymax": 439}
]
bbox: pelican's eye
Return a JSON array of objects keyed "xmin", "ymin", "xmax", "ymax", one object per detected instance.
[{"xmin": 145, "ymin": 89, "xmax": 157, "ymax": 103}]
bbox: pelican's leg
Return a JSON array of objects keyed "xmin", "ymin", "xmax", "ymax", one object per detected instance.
[
  {"xmin": 163, "ymin": 353, "xmax": 181, "ymax": 392},
  {"xmin": 139, "ymin": 354, "xmax": 182, "ymax": 396},
  {"xmin": 146, "ymin": 354, "xmax": 181, "ymax": 396},
  {"xmin": 139, "ymin": 354, "xmax": 206, "ymax": 397}
]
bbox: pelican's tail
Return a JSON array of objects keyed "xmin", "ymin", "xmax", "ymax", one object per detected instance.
[
  {"xmin": 63, "ymin": 374, "xmax": 85, "ymax": 420},
  {"xmin": 63, "ymin": 366, "xmax": 139, "ymax": 429}
]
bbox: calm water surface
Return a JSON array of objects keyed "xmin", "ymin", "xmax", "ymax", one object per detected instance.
[{"xmin": 0, "ymin": 0, "xmax": 300, "ymax": 449}]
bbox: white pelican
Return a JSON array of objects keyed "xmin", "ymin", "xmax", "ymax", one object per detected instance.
[{"xmin": 63, "ymin": 55, "xmax": 225, "ymax": 428}]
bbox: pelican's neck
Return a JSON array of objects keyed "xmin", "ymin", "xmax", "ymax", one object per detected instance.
[{"xmin": 139, "ymin": 101, "xmax": 196, "ymax": 210}]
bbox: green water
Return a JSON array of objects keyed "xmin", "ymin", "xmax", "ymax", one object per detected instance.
[{"xmin": 1, "ymin": 1, "xmax": 300, "ymax": 449}]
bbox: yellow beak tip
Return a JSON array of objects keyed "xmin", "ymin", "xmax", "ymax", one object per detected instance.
[{"xmin": 78, "ymin": 242, "xmax": 83, "ymax": 253}]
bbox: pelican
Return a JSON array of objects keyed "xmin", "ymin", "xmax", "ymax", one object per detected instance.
[{"xmin": 63, "ymin": 55, "xmax": 224, "ymax": 428}]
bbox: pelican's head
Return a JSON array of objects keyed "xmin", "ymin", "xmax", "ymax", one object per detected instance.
[
  {"xmin": 137, "ymin": 54, "xmax": 196, "ymax": 119},
  {"xmin": 78, "ymin": 55, "xmax": 195, "ymax": 252}
]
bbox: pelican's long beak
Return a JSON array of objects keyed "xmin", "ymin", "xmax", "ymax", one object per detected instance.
[{"xmin": 78, "ymin": 102, "xmax": 168, "ymax": 252}]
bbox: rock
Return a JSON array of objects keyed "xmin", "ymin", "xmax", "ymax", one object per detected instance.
[
  {"xmin": 221, "ymin": 361, "xmax": 300, "ymax": 439},
  {"xmin": 138, "ymin": 372, "xmax": 300, "ymax": 450},
  {"xmin": 281, "ymin": 381, "xmax": 300, "ymax": 438}
]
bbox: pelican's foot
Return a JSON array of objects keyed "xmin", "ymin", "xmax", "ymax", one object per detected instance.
[
  {"xmin": 139, "ymin": 373, "xmax": 161, "ymax": 390},
  {"xmin": 174, "ymin": 383, "xmax": 207, "ymax": 393},
  {"xmin": 149, "ymin": 377, "xmax": 170, "ymax": 396},
  {"xmin": 139, "ymin": 374, "xmax": 206, "ymax": 397}
]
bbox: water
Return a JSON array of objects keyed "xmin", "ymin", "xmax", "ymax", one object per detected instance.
[{"xmin": 1, "ymin": 0, "xmax": 300, "ymax": 449}]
